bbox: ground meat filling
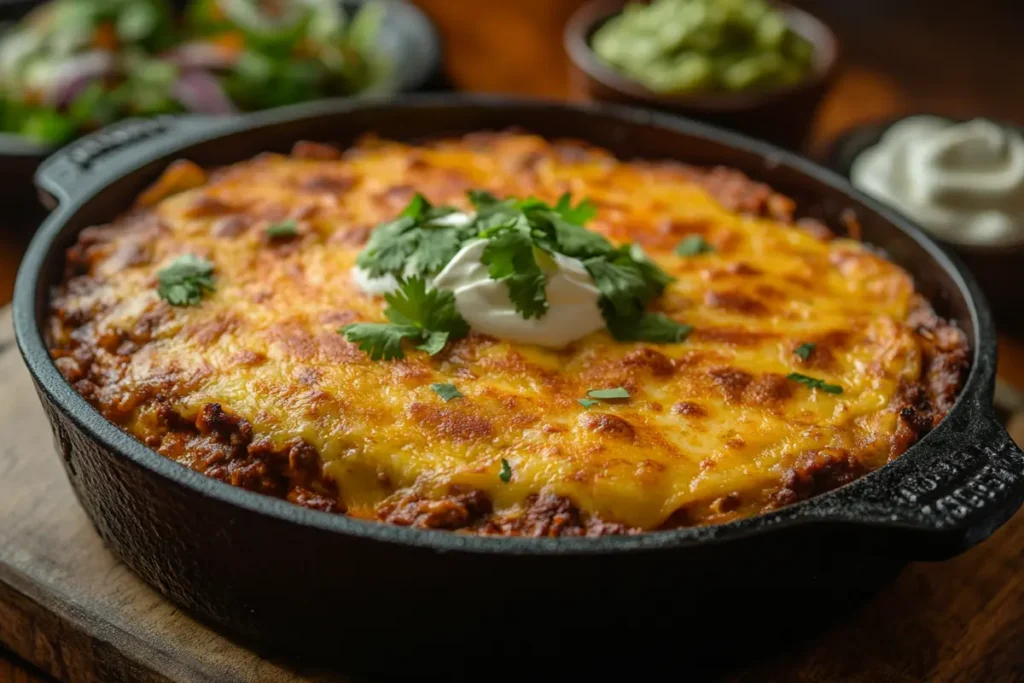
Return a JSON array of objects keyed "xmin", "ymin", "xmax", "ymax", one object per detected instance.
[{"xmin": 155, "ymin": 402, "xmax": 341, "ymax": 513}]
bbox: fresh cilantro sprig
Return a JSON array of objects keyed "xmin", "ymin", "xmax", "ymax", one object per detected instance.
[
  {"xmin": 469, "ymin": 192, "xmax": 689, "ymax": 343},
  {"xmin": 787, "ymin": 372, "xmax": 843, "ymax": 394},
  {"xmin": 471, "ymin": 190, "xmax": 605, "ymax": 319},
  {"xmin": 356, "ymin": 193, "xmax": 477, "ymax": 280},
  {"xmin": 157, "ymin": 254, "xmax": 215, "ymax": 306},
  {"xmin": 339, "ymin": 277, "xmax": 468, "ymax": 360},
  {"xmin": 354, "ymin": 189, "xmax": 693, "ymax": 349},
  {"xmin": 554, "ymin": 192, "xmax": 598, "ymax": 226},
  {"xmin": 341, "ymin": 322, "xmax": 418, "ymax": 361},
  {"xmin": 582, "ymin": 244, "xmax": 689, "ymax": 342},
  {"xmin": 479, "ymin": 226, "xmax": 548, "ymax": 319},
  {"xmin": 469, "ymin": 189, "xmax": 597, "ymax": 232}
]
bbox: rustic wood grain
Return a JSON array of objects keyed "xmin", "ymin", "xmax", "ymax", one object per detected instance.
[{"xmin": 2, "ymin": 0, "xmax": 1024, "ymax": 680}]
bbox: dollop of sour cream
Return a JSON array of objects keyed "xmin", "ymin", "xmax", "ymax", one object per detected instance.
[
  {"xmin": 851, "ymin": 116, "xmax": 1024, "ymax": 246},
  {"xmin": 432, "ymin": 240, "xmax": 605, "ymax": 348},
  {"xmin": 351, "ymin": 222, "xmax": 606, "ymax": 349}
]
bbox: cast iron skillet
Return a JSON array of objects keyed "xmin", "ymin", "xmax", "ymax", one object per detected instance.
[{"xmin": 13, "ymin": 95, "xmax": 1024, "ymax": 673}]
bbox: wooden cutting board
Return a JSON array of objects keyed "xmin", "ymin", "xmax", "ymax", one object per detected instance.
[{"xmin": 2, "ymin": 302, "xmax": 1024, "ymax": 683}]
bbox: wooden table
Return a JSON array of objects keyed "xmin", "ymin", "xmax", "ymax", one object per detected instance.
[{"xmin": 2, "ymin": 0, "xmax": 1024, "ymax": 680}]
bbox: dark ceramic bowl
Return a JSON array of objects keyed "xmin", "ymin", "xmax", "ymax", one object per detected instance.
[
  {"xmin": 13, "ymin": 95, "xmax": 1024, "ymax": 674},
  {"xmin": 0, "ymin": 0, "xmax": 442, "ymax": 221},
  {"xmin": 564, "ymin": 0, "xmax": 839, "ymax": 150},
  {"xmin": 824, "ymin": 115, "xmax": 1024, "ymax": 336}
]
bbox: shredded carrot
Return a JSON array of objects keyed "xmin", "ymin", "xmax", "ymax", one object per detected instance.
[{"xmin": 93, "ymin": 22, "xmax": 118, "ymax": 51}]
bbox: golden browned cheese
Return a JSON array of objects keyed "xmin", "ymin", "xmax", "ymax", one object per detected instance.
[{"xmin": 47, "ymin": 133, "xmax": 969, "ymax": 536}]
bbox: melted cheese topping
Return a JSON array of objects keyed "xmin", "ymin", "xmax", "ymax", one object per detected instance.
[{"xmin": 48, "ymin": 133, "xmax": 959, "ymax": 533}]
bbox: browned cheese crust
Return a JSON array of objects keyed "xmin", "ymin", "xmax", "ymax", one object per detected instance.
[{"xmin": 46, "ymin": 133, "xmax": 969, "ymax": 536}]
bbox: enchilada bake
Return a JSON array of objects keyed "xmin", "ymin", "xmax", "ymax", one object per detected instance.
[{"xmin": 46, "ymin": 132, "xmax": 969, "ymax": 536}]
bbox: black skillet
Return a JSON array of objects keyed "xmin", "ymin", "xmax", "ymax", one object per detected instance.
[{"xmin": 13, "ymin": 96, "xmax": 1024, "ymax": 675}]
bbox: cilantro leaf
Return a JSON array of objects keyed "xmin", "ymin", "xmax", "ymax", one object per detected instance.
[
  {"xmin": 384, "ymin": 277, "xmax": 469, "ymax": 338},
  {"xmin": 578, "ymin": 398, "xmax": 599, "ymax": 409},
  {"xmin": 554, "ymin": 192, "xmax": 598, "ymax": 225},
  {"xmin": 356, "ymin": 195, "xmax": 476, "ymax": 280},
  {"xmin": 504, "ymin": 271, "xmax": 549, "ymax": 320},
  {"xmin": 339, "ymin": 323, "xmax": 420, "ymax": 361},
  {"xmin": 416, "ymin": 330, "xmax": 450, "ymax": 356},
  {"xmin": 630, "ymin": 244, "xmax": 675, "ymax": 289},
  {"xmin": 340, "ymin": 277, "xmax": 469, "ymax": 360},
  {"xmin": 585, "ymin": 254, "xmax": 655, "ymax": 320},
  {"xmin": 608, "ymin": 313, "xmax": 693, "ymax": 343},
  {"xmin": 266, "ymin": 220, "xmax": 298, "ymax": 239},
  {"xmin": 676, "ymin": 235, "xmax": 715, "ymax": 256},
  {"xmin": 787, "ymin": 373, "xmax": 843, "ymax": 394},
  {"xmin": 550, "ymin": 217, "xmax": 613, "ymax": 258},
  {"xmin": 480, "ymin": 226, "xmax": 533, "ymax": 278},
  {"xmin": 157, "ymin": 254, "xmax": 215, "ymax": 306},
  {"xmin": 475, "ymin": 203, "xmax": 527, "ymax": 237},
  {"xmin": 480, "ymin": 226, "xmax": 549, "ymax": 319},
  {"xmin": 585, "ymin": 245, "xmax": 676, "ymax": 339},
  {"xmin": 794, "ymin": 342, "xmax": 816, "ymax": 360},
  {"xmin": 498, "ymin": 458, "xmax": 512, "ymax": 483},
  {"xmin": 431, "ymin": 382, "xmax": 463, "ymax": 401},
  {"xmin": 587, "ymin": 387, "xmax": 630, "ymax": 400},
  {"xmin": 356, "ymin": 215, "xmax": 420, "ymax": 277},
  {"xmin": 400, "ymin": 193, "xmax": 431, "ymax": 218},
  {"xmin": 403, "ymin": 227, "xmax": 467, "ymax": 283}
]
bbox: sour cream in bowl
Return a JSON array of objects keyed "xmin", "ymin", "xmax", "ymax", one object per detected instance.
[{"xmin": 850, "ymin": 116, "xmax": 1024, "ymax": 247}]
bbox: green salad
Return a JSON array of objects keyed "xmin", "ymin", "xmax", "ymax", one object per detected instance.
[
  {"xmin": 0, "ymin": 0, "xmax": 389, "ymax": 146},
  {"xmin": 591, "ymin": 0, "xmax": 815, "ymax": 94}
]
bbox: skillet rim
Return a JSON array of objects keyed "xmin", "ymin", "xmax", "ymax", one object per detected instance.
[{"xmin": 13, "ymin": 93, "xmax": 997, "ymax": 556}]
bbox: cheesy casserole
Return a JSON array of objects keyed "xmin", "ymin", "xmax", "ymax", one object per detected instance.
[{"xmin": 47, "ymin": 132, "xmax": 969, "ymax": 535}]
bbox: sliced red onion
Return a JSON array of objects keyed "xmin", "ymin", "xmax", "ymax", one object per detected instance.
[
  {"xmin": 44, "ymin": 51, "xmax": 115, "ymax": 107},
  {"xmin": 162, "ymin": 41, "xmax": 239, "ymax": 71},
  {"xmin": 171, "ymin": 69, "xmax": 238, "ymax": 115}
]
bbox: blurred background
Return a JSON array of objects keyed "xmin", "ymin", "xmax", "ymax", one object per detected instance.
[
  {"xmin": 1, "ymin": 0, "xmax": 1024, "ymax": 680},
  {"xmin": 3, "ymin": 0, "xmax": 1024, "ymax": 386},
  {"xmin": 2, "ymin": 0, "xmax": 1024, "ymax": 296}
]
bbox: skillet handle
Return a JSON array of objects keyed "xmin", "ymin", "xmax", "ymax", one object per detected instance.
[
  {"xmin": 804, "ymin": 411, "xmax": 1024, "ymax": 561},
  {"xmin": 35, "ymin": 115, "xmax": 225, "ymax": 209}
]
